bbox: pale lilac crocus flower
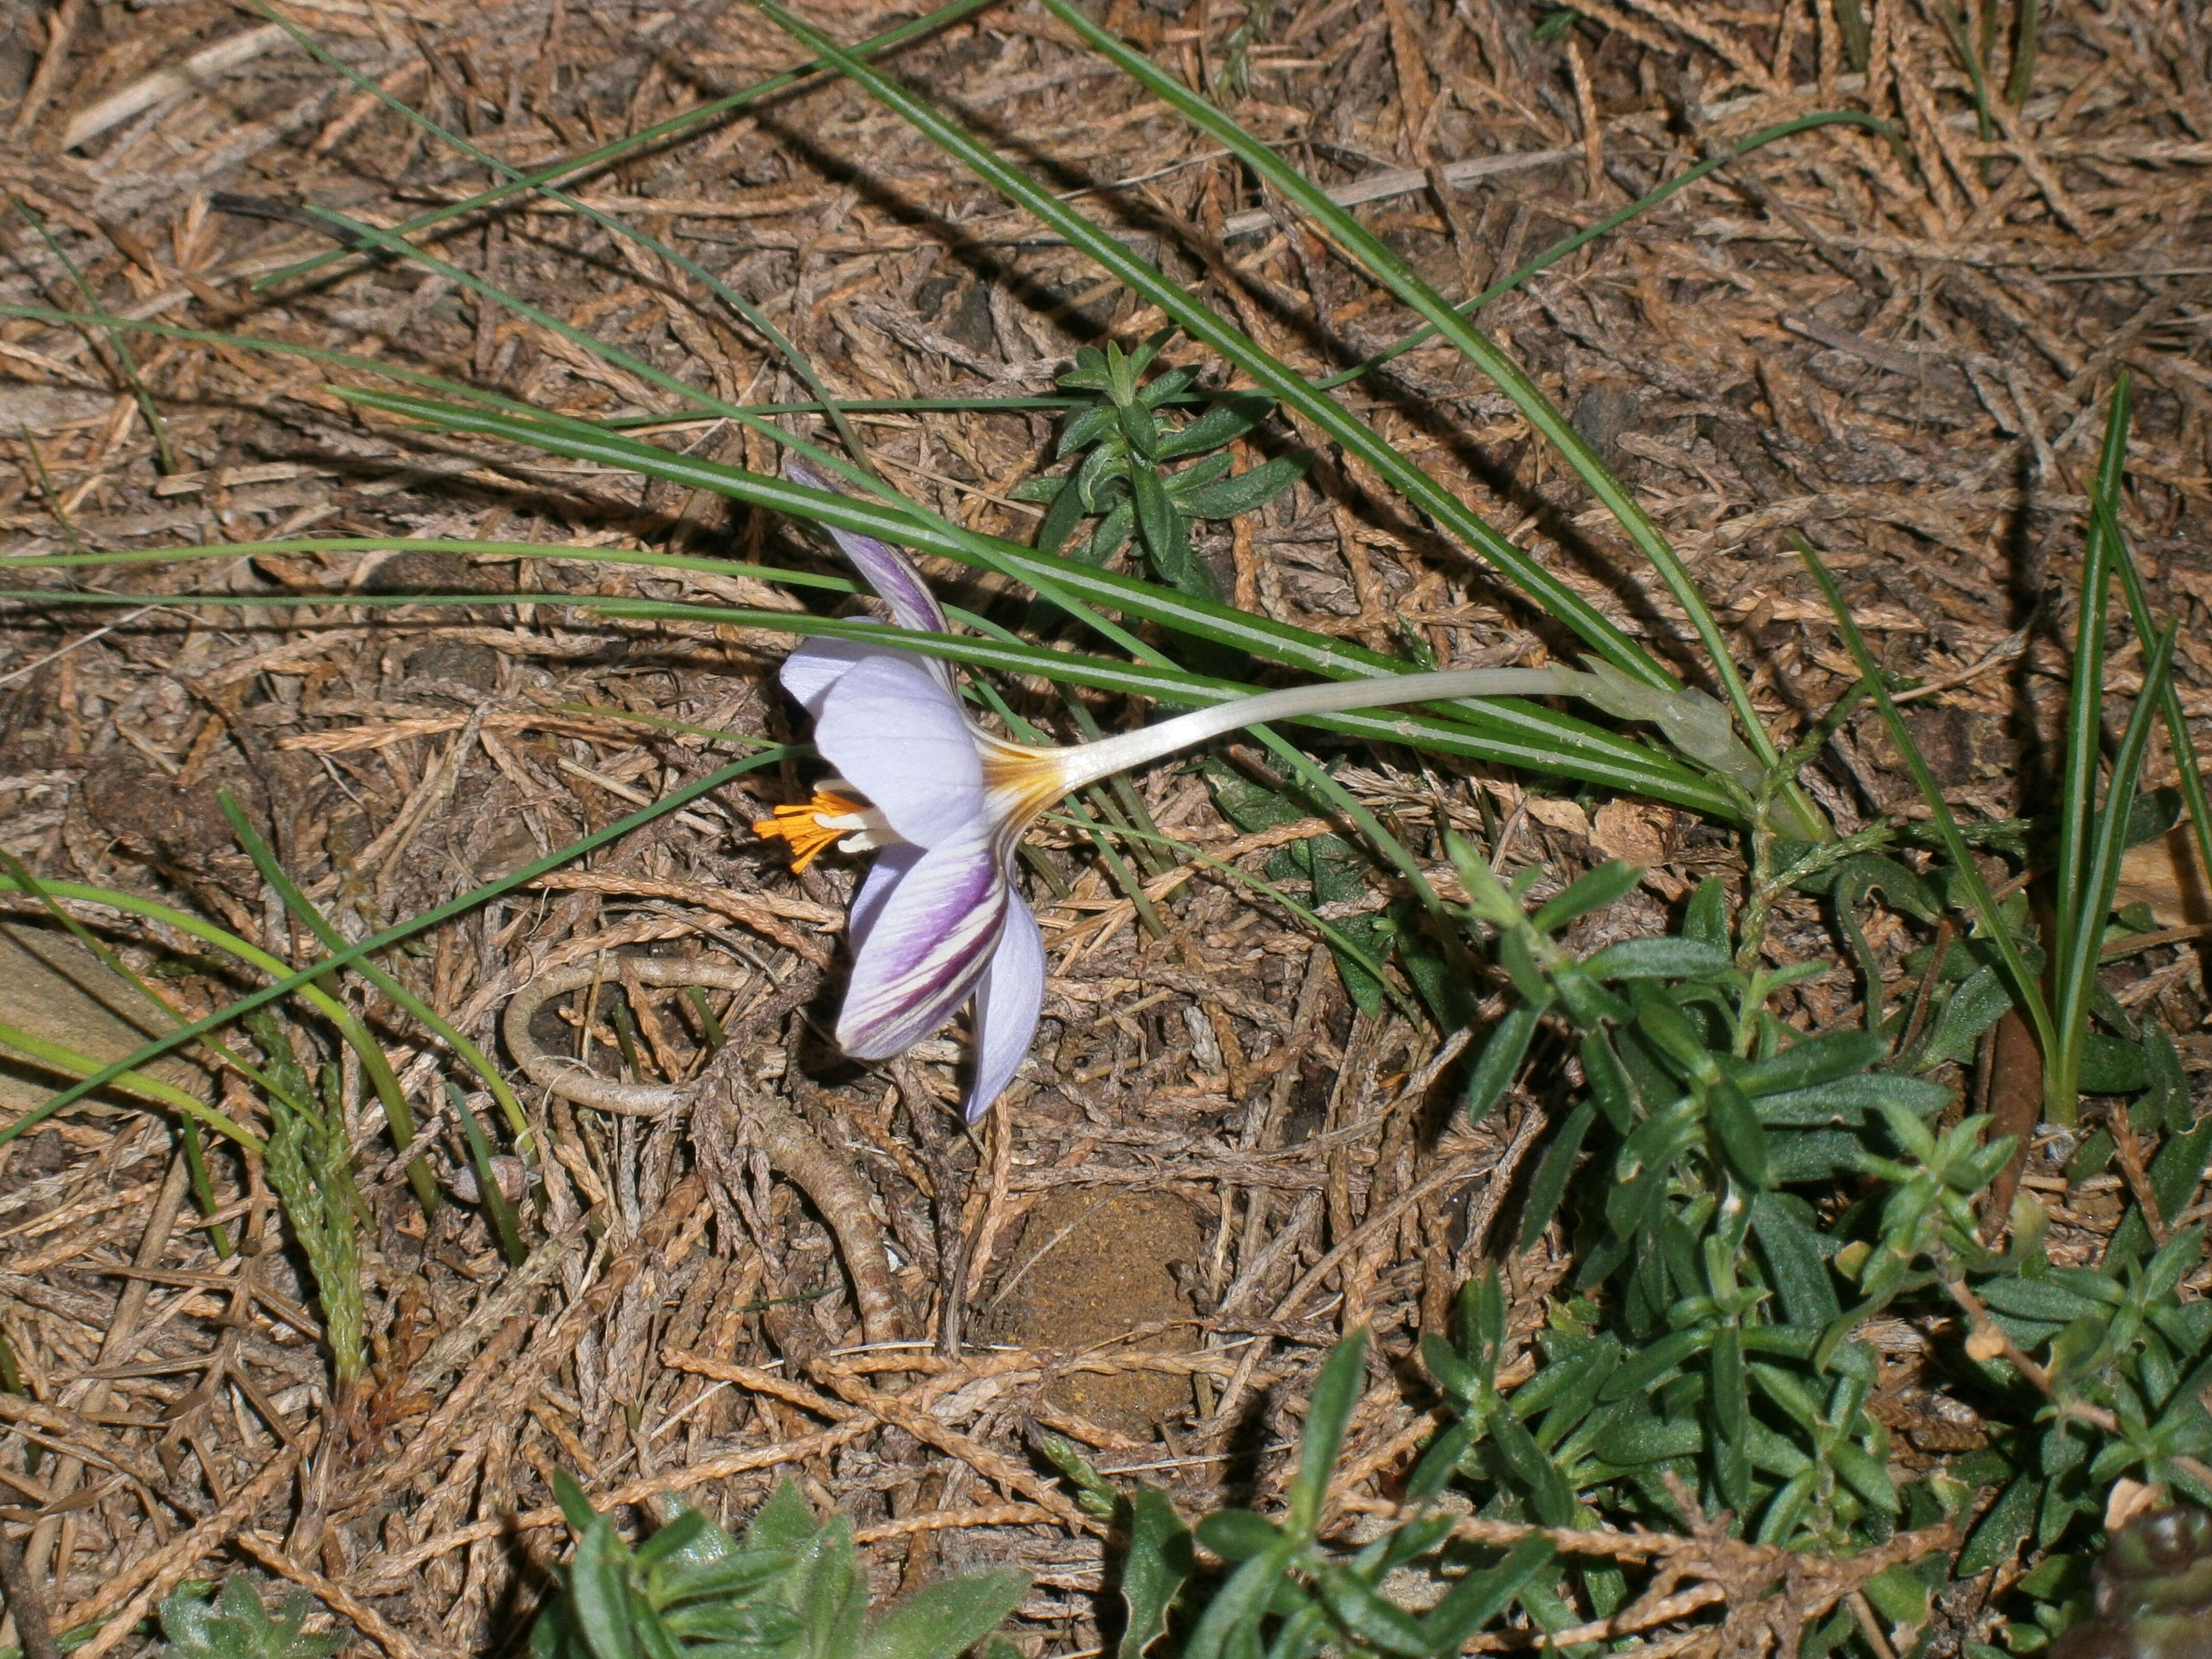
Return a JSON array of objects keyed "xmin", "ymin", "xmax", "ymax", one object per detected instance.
[{"xmin": 760, "ymin": 480, "xmax": 1764, "ymax": 1121}]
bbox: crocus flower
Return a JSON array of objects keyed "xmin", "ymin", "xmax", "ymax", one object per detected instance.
[{"xmin": 760, "ymin": 471, "xmax": 1764, "ymax": 1120}]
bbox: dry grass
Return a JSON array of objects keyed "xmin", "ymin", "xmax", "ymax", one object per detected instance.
[{"xmin": 3, "ymin": 0, "xmax": 2211, "ymax": 1652}]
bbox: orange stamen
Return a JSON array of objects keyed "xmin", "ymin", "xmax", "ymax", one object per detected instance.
[{"xmin": 752, "ymin": 790, "xmax": 868, "ymax": 873}]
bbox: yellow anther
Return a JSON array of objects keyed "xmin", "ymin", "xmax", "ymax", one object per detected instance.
[{"xmin": 752, "ymin": 790, "xmax": 867, "ymax": 873}]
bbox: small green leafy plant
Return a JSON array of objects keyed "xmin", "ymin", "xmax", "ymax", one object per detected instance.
[
  {"xmin": 531, "ymin": 1473, "xmax": 1027, "ymax": 1659},
  {"xmin": 1013, "ymin": 336, "xmax": 1305, "ymax": 601},
  {"xmin": 156, "ymin": 1576, "xmax": 344, "ymax": 1659}
]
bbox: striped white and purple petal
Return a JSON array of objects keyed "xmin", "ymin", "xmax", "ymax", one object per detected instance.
[
  {"xmin": 964, "ymin": 893, "xmax": 1044, "ymax": 1121},
  {"xmin": 785, "ymin": 460, "xmax": 955, "ymax": 691},
  {"xmin": 836, "ymin": 819, "xmax": 1013, "ymax": 1062}
]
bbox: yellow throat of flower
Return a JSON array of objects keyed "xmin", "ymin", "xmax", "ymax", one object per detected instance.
[{"xmin": 753, "ymin": 790, "xmax": 869, "ymax": 873}]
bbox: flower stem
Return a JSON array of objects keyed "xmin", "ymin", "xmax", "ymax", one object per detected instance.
[{"xmin": 1057, "ymin": 667, "xmax": 1589, "ymax": 793}]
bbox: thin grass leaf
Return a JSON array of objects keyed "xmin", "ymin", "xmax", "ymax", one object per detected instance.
[
  {"xmin": 258, "ymin": 0, "xmax": 1000, "ymax": 288},
  {"xmin": 0, "ymin": 751, "xmax": 795, "ymax": 1143},
  {"xmin": 746, "ymin": 0, "xmax": 1667, "ymax": 691},
  {"xmin": 2005, "ymin": 0, "xmax": 2043, "ymax": 105},
  {"xmin": 308, "ymin": 386, "xmax": 1737, "ymax": 810},
  {"xmin": 1319, "ymin": 111, "xmax": 1887, "ymax": 387},
  {"xmin": 446, "ymin": 1080, "xmax": 527, "ymax": 1266},
  {"xmin": 0, "ymin": 871, "xmax": 438, "ymax": 1207},
  {"xmin": 289, "ymin": 221, "xmax": 1164, "ymax": 676},
  {"xmin": 219, "ymin": 794, "xmax": 533, "ymax": 1144},
  {"xmin": 10, "ymin": 197, "xmax": 175, "ymax": 475},
  {"xmin": 2093, "ymin": 385, "xmax": 2212, "ymax": 978},
  {"xmin": 245, "ymin": 0, "xmax": 879, "ymax": 476},
  {"xmin": 2052, "ymin": 383, "xmax": 2129, "ymax": 1050},
  {"xmin": 0, "ymin": 845, "xmax": 304, "ymax": 1114},
  {"xmin": 0, "ymin": 323, "xmax": 1719, "ymax": 812},
  {"xmin": 1793, "ymin": 533, "xmax": 2054, "ymax": 1070},
  {"xmin": 1031, "ymin": 0, "xmax": 1830, "ymax": 817},
  {"xmin": 2047, "ymin": 622, "xmax": 2179, "ymax": 1119},
  {"xmin": 9, "ymin": 581, "xmax": 1745, "ymax": 833},
  {"xmin": 0, "ymin": 1017, "xmax": 262, "ymax": 1149}
]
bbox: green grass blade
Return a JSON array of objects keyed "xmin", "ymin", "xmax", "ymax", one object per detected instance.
[
  {"xmin": 257, "ymin": 0, "xmax": 999, "ymax": 289},
  {"xmin": 10, "ymin": 197, "xmax": 175, "ymax": 475},
  {"xmin": 2047, "ymin": 622, "xmax": 2179, "ymax": 1121},
  {"xmin": 0, "ymin": 845, "xmax": 306, "ymax": 1113},
  {"xmin": 2052, "ymin": 381, "xmax": 2129, "ymax": 1070},
  {"xmin": 0, "ymin": 1018, "xmax": 262, "ymax": 1149},
  {"xmin": 1031, "ymin": 1, "xmax": 1757, "ymax": 733},
  {"xmin": 311, "ymin": 385, "xmax": 1730, "ymax": 806},
  {"xmin": 446, "ymin": 1080, "xmax": 527, "ymax": 1266},
  {"xmin": 2, "ymin": 583, "xmax": 1734, "ymax": 814},
  {"xmin": 219, "ymin": 792, "xmax": 532, "ymax": 1144},
  {"xmin": 0, "ymin": 750, "xmax": 796, "ymax": 1145},
  {"xmin": 2099, "ymin": 478, "xmax": 2212, "ymax": 938},
  {"xmin": 746, "ymin": 0, "xmax": 1663, "ymax": 689},
  {"xmin": 282, "ymin": 226, "xmax": 1165, "ymax": 671},
  {"xmin": 2005, "ymin": 0, "xmax": 2043, "ymax": 105},
  {"xmin": 1316, "ymin": 112, "xmax": 1892, "ymax": 393},
  {"xmin": 1794, "ymin": 534, "xmax": 2054, "ymax": 1066},
  {"xmin": 0, "ymin": 871, "xmax": 430, "ymax": 1201},
  {"xmin": 246, "ymin": 0, "xmax": 879, "ymax": 475}
]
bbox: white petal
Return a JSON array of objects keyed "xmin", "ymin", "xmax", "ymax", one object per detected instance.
[
  {"xmin": 782, "ymin": 634, "xmax": 892, "ymax": 715},
  {"xmin": 815, "ymin": 653, "xmax": 985, "ymax": 849},
  {"xmin": 837, "ymin": 821, "xmax": 1007, "ymax": 1061},
  {"xmin": 964, "ymin": 891, "xmax": 1043, "ymax": 1123}
]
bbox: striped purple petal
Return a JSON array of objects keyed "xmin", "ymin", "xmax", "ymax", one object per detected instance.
[
  {"xmin": 837, "ymin": 820, "xmax": 1010, "ymax": 1061},
  {"xmin": 964, "ymin": 891, "xmax": 1044, "ymax": 1121},
  {"xmin": 815, "ymin": 653, "xmax": 984, "ymax": 848},
  {"xmin": 784, "ymin": 461, "xmax": 954, "ymax": 688}
]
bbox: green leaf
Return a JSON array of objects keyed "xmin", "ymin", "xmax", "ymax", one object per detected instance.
[
  {"xmin": 1707, "ymin": 1079, "xmax": 1773, "ymax": 1188},
  {"xmin": 1531, "ymin": 861, "xmax": 1641, "ymax": 935},
  {"xmin": 1756, "ymin": 1074, "xmax": 1951, "ymax": 1126},
  {"xmin": 571, "ymin": 1517, "xmax": 639, "ymax": 1659},
  {"xmin": 1183, "ymin": 1546, "xmax": 1301, "ymax": 1659},
  {"xmin": 1288, "ymin": 1334, "xmax": 1367, "ymax": 1540},
  {"xmin": 2077, "ymin": 1032, "xmax": 2150, "ymax": 1094},
  {"xmin": 1684, "ymin": 877, "xmax": 1730, "ymax": 952},
  {"xmin": 1599, "ymin": 1328, "xmax": 1712, "ymax": 1400},
  {"xmin": 1034, "ymin": 468, "xmax": 1090, "ymax": 555},
  {"xmin": 1861, "ymin": 1566, "xmax": 1930, "ymax": 1629},
  {"xmin": 1581, "ymin": 1030, "xmax": 1637, "ymax": 1133},
  {"xmin": 1749, "ymin": 1192, "xmax": 1841, "ymax": 1327},
  {"xmin": 856, "ymin": 1570, "xmax": 1028, "ymax": 1659},
  {"xmin": 1831, "ymin": 1442, "xmax": 1901, "ymax": 1515},
  {"xmin": 1733, "ymin": 1030, "xmax": 1885, "ymax": 1097},
  {"xmin": 746, "ymin": 1483, "xmax": 822, "ymax": 1554},
  {"xmin": 1153, "ymin": 393, "xmax": 1274, "ymax": 457},
  {"xmin": 1466, "ymin": 1003, "xmax": 1542, "ymax": 1124},
  {"xmin": 1487, "ymin": 1411, "xmax": 1578, "ymax": 1527},
  {"xmin": 1911, "ymin": 964, "xmax": 2014, "ymax": 1069},
  {"xmin": 1175, "ymin": 453, "xmax": 1308, "ymax": 519},
  {"xmin": 1579, "ymin": 937, "xmax": 1731, "ymax": 982},
  {"xmin": 1118, "ymin": 1489, "xmax": 1193, "ymax": 1659},
  {"xmin": 1957, "ymin": 1473, "xmax": 2040, "ymax": 1577},
  {"xmin": 1519, "ymin": 1101, "xmax": 1598, "ymax": 1251},
  {"xmin": 1195, "ymin": 1509, "xmax": 1281, "ymax": 1563},
  {"xmin": 1310, "ymin": 1567, "xmax": 1432, "ymax": 1656},
  {"xmin": 1419, "ymin": 1538, "xmax": 1554, "ymax": 1651}
]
